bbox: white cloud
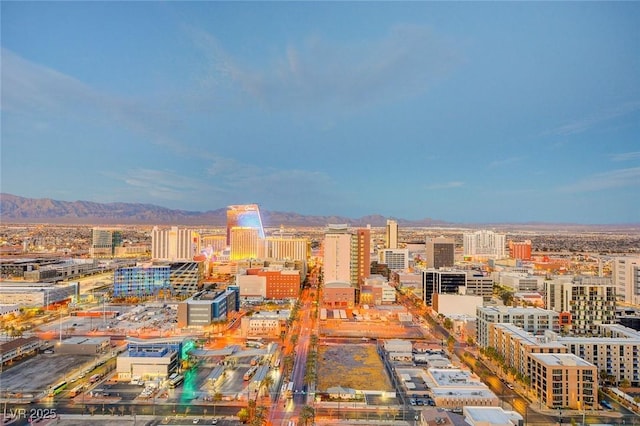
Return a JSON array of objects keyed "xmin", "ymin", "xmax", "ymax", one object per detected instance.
[
  {"xmin": 188, "ymin": 24, "xmax": 460, "ymax": 112},
  {"xmin": 558, "ymin": 167, "xmax": 640, "ymax": 193},
  {"xmin": 488, "ymin": 157, "xmax": 524, "ymax": 169},
  {"xmin": 1, "ymin": 48, "xmax": 185, "ymax": 152},
  {"xmin": 425, "ymin": 181, "xmax": 464, "ymax": 190},
  {"xmin": 609, "ymin": 151, "xmax": 640, "ymax": 162},
  {"xmin": 546, "ymin": 101, "xmax": 640, "ymax": 137}
]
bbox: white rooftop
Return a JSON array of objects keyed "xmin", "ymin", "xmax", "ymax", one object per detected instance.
[{"xmin": 529, "ymin": 353, "xmax": 595, "ymax": 367}]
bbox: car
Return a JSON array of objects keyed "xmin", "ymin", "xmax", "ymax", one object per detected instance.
[
  {"xmin": 192, "ymin": 419, "xmax": 200, "ymax": 424},
  {"xmin": 506, "ymin": 383, "xmax": 514, "ymax": 390},
  {"xmin": 409, "ymin": 399, "xmax": 417, "ymax": 406},
  {"xmin": 601, "ymin": 400, "xmax": 612, "ymax": 410},
  {"xmin": 211, "ymin": 420, "xmax": 218, "ymax": 425}
]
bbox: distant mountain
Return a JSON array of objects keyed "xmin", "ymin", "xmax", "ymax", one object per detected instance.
[{"xmin": 0, "ymin": 194, "xmax": 450, "ymax": 227}]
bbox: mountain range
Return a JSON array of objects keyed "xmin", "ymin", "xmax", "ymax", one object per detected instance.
[
  {"xmin": 2, "ymin": 194, "xmax": 638, "ymax": 231},
  {"xmin": 0, "ymin": 193, "xmax": 450, "ymax": 227}
]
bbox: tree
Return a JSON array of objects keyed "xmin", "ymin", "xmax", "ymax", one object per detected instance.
[
  {"xmin": 259, "ymin": 374, "xmax": 274, "ymax": 400},
  {"xmin": 299, "ymin": 405, "xmax": 315, "ymax": 426},
  {"xmin": 447, "ymin": 335, "xmax": 455, "ymax": 353},
  {"xmin": 443, "ymin": 318, "xmax": 453, "ymax": 331},
  {"xmin": 237, "ymin": 408, "xmax": 249, "ymax": 424}
]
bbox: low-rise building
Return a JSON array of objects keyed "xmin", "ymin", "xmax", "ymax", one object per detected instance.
[
  {"xmin": 322, "ymin": 281, "xmax": 355, "ymax": 308},
  {"xmin": 116, "ymin": 341, "xmax": 181, "ymax": 381},
  {"xmin": 0, "ymin": 336, "xmax": 41, "ymax": 365},
  {"xmin": 462, "ymin": 406, "xmax": 523, "ymax": 426},
  {"xmin": 240, "ymin": 310, "xmax": 290, "ymax": 338},
  {"xmin": 177, "ymin": 288, "xmax": 239, "ymax": 328},
  {"xmin": 55, "ymin": 336, "xmax": 110, "ymax": 355},
  {"xmin": 425, "ymin": 368, "xmax": 499, "ymax": 409}
]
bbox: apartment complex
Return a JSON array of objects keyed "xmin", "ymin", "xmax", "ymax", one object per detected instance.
[
  {"xmin": 476, "ymin": 306, "xmax": 560, "ymax": 348},
  {"xmin": 612, "ymin": 256, "xmax": 640, "ymax": 306},
  {"xmin": 529, "ymin": 353, "xmax": 597, "ymax": 410},
  {"xmin": 545, "ymin": 277, "xmax": 616, "ymax": 335},
  {"xmin": 549, "ymin": 324, "xmax": 640, "ymax": 387}
]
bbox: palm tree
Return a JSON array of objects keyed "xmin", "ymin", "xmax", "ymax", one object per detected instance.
[
  {"xmin": 259, "ymin": 375, "xmax": 274, "ymax": 401},
  {"xmin": 299, "ymin": 405, "xmax": 315, "ymax": 426}
]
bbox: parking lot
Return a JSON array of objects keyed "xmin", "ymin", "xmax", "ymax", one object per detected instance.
[{"xmin": 0, "ymin": 352, "xmax": 96, "ymax": 398}]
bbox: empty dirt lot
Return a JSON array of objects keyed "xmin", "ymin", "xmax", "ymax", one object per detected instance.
[{"xmin": 317, "ymin": 343, "xmax": 392, "ymax": 392}]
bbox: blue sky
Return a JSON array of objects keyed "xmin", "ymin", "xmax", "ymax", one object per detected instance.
[{"xmin": 2, "ymin": 2, "xmax": 639, "ymax": 224}]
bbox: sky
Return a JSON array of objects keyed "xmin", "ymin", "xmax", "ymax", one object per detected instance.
[{"xmin": 1, "ymin": 2, "xmax": 639, "ymax": 224}]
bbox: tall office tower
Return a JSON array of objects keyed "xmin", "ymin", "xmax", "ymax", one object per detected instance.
[
  {"xmin": 151, "ymin": 226, "xmax": 200, "ymax": 261},
  {"xmin": 545, "ymin": 277, "xmax": 616, "ymax": 335},
  {"xmin": 463, "ymin": 230, "xmax": 506, "ymax": 258},
  {"xmin": 323, "ymin": 224, "xmax": 353, "ymax": 284},
  {"xmin": 90, "ymin": 228, "xmax": 123, "ymax": 258},
  {"xmin": 230, "ymin": 227, "xmax": 260, "ymax": 260},
  {"xmin": 425, "ymin": 236, "xmax": 455, "ymax": 269},
  {"xmin": 226, "ymin": 204, "xmax": 265, "ymax": 245},
  {"xmin": 509, "ymin": 240, "xmax": 532, "ymax": 261},
  {"xmin": 421, "ymin": 269, "xmax": 467, "ymax": 306},
  {"xmin": 264, "ymin": 237, "xmax": 309, "ymax": 261},
  {"xmin": 612, "ymin": 257, "xmax": 640, "ymax": 306},
  {"xmin": 386, "ymin": 220, "xmax": 398, "ymax": 249},
  {"xmin": 354, "ymin": 228, "xmax": 371, "ymax": 285}
]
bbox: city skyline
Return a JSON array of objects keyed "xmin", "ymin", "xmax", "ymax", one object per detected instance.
[{"xmin": 2, "ymin": 2, "xmax": 639, "ymax": 224}]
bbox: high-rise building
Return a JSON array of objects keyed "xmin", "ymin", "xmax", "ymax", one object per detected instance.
[
  {"xmin": 545, "ymin": 277, "xmax": 616, "ymax": 335},
  {"xmin": 463, "ymin": 230, "xmax": 506, "ymax": 258},
  {"xmin": 323, "ymin": 224, "xmax": 352, "ymax": 284},
  {"xmin": 201, "ymin": 235, "xmax": 227, "ymax": 254},
  {"xmin": 90, "ymin": 228, "xmax": 123, "ymax": 258},
  {"xmin": 509, "ymin": 240, "xmax": 532, "ymax": 261},
  {"xmin": 354, "ymin": 228, "xmax": 371, "ymax": 286},
  {"xmin": 230, "ymin": 227, "xmax": 260, "ymax": 260},
  {"xmin": 379, "ymin": 249, "xmax": 410, "ymax": 270},
  {"xmin": 386, "ymin": 220, "xmax": 398, "ymax": 249},
  {"xmin": 263, "ymin": 237, "xmax": 309, "ymax": 261},
  {"xmin": 152, "ymin": 226, "xmax": 200, "ymax": 261},
  {"xmin": 421, "ymin": 269, "xmax": 467, "ymax": 306},
  {"xmin": 612, "ymin": 257, "xmax": 640, "ymax": 306},
  {"xmin": 226, "ymin": 204, "xmax": 265, "ymax": 245},
  {"xmin": 425, "ymin": 236, "xmax": 455, "ymax": 269}
]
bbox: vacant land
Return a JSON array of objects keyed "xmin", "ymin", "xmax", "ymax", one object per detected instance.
[{"xmin": 317, "ymin": 343, "xmax": 392, "ymax": 392}]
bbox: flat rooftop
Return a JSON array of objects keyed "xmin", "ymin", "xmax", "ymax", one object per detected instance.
[{"xmin": 529, "ymin": 353, "xmax": 595, "ymax": 367}]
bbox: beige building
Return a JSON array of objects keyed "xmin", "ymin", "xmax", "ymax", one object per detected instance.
[
  {"xmin": 548, "ymin": 324, "xmax": 640, "ymax": 387},
  {"xmin": 425, "ymin": 368, "xmax": 499, "ymax": 409},
  {"xmin": 55, "ymin": 336, "xmax": 110, "ymax": 355},
  {"xmin": 240, "ymin": 310, "xmax": 289, "ymax": 338},
  {"xmin": 476, "ymin": 306, "xmax": 560, "ymax": 348},
  {"xmin": 529, "ymin": 353, "xmax": 597, "ymax": 410},
  {"xmin": 489, "ymin": 323, "xmax": 567, "ymax": 377}
]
